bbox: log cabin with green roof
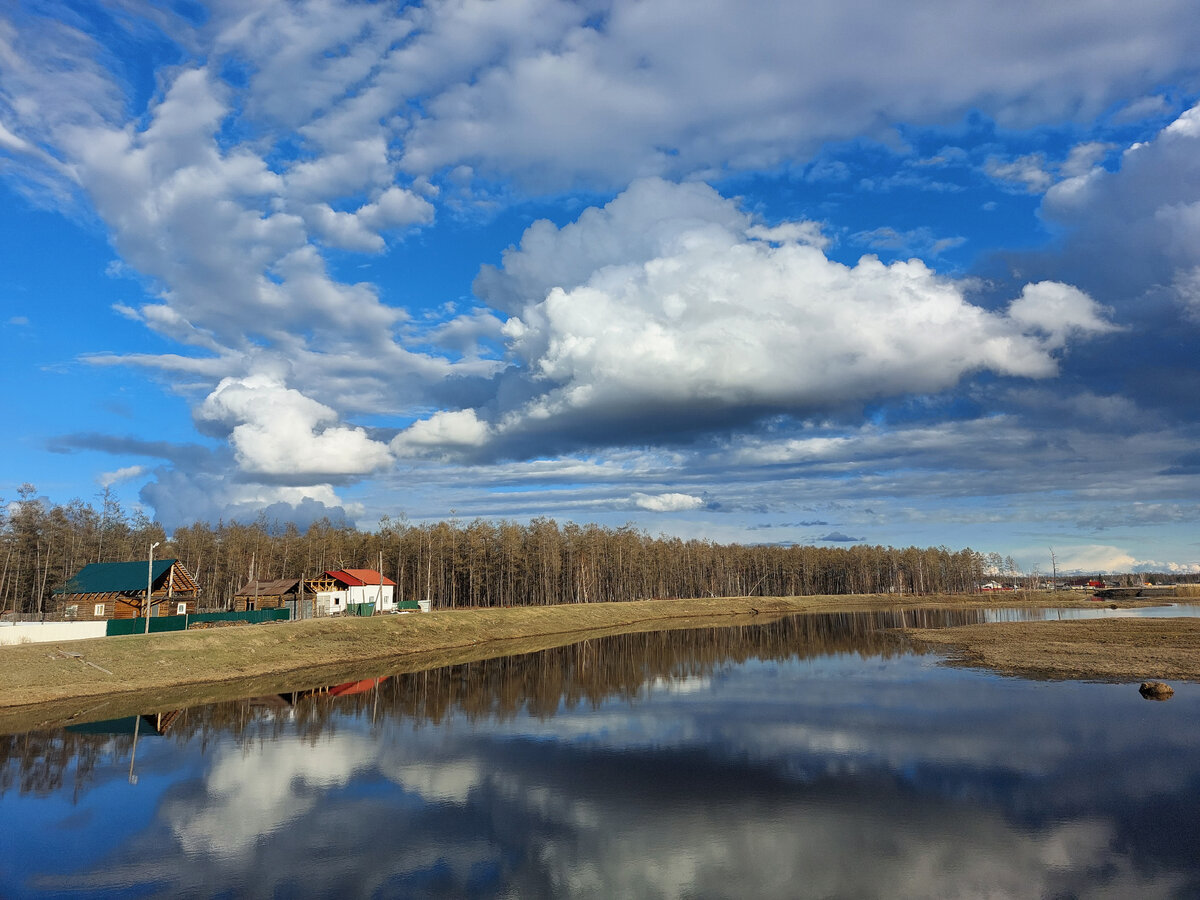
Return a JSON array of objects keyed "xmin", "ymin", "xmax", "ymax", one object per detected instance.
[{"xmin": 53, "ymin": 560, "xmax": 200, "ymax": 621}]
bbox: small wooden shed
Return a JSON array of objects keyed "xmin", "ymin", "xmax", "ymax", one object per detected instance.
[
  {"xmin": 54, "ymin": 560, "xmax": 200, "ymax": 620},
  {"xmin": 233, "ymin": 578, "xmax": 302, "ymax": 612}
]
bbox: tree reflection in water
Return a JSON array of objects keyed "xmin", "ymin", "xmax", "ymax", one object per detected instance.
[{"xmin": 0, "ymin": 609, "xmax": 980, "ymax": 798}]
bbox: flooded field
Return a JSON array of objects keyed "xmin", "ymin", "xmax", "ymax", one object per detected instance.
[{"xmin": 2, "ymin": 609, "xmax": 1197, "ymax": 898}]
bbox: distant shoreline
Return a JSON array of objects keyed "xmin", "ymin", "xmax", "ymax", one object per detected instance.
[{"xmin": 0, "ymin": 592, "xmax": 1193, "ymax": 733}]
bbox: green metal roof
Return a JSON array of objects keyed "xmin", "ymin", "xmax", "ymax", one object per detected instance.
[
  {"xmin": 55, "ymin": 559, "xmax": 177, "ymax": 595},
  {"xmin": 66, "ymin": 716, "xmax": 164, "ymax": 736}
]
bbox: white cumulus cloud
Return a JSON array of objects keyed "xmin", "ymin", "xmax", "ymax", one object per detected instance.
[
  {"xmin": 197, "ymin": 373, "xmax": 393, "ymax": 478},
  {"xmin": 632, "ymin": 492, "xmax": 705, "ymax": 512},
  {"xmin": 392, "ymin": 409, "xmax": 493, "ymax": 457},
  {"xmin": 1006, "ymin": 282, "xmax": 1120, "ymax": 348},
  {"xmin": 439, "ymin": 179, "xmax": 1117, "ymax": 457}
]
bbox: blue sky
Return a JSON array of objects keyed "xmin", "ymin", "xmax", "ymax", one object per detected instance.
[{"xmin": 2, "ymin": 0, "xmax": 1199, "ymax": 574}]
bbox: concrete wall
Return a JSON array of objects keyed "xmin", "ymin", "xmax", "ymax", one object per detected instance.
[{"xmin": 0, "ymin": 620, "xmax": 108, "ymax": 646}]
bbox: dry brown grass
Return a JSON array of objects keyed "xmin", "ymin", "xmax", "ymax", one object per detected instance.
[{"xmin": 908, "ymin": 618, "xmax": 1200, "ymax": 682}]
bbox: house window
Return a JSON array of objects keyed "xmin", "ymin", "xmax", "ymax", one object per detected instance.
[
  {"xmin": 65, "ymin": 605, "xmax": 79, "ymax": 618},
  {"xmin": 94, "ymin": 603, "xmax": 106, "ymax": 617},
  {"xmin": 177, "ymin": 603, "xmax": 187, "ymax": 615}
]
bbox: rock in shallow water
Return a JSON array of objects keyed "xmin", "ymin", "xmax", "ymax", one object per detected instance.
[{"xmin": 1139, "ymin": 681, "xmax": 1175, "ymax": 700}]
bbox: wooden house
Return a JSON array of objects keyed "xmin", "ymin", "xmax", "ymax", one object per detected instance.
[
  {"xmin": 233, "ymin": 578, "xmax": 302, "ymax": 612},
  {"xmin": 54, "ymin": 560, "xmax": 200, "ymax": 621},
  {"xmin": 307, "ymin": 569, "xmax": 396, "ymax": 615}
]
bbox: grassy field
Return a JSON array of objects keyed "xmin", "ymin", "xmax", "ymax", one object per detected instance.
[{"xmin": 0, "ymin": 590, "xmax": 1193, "ymax": 732}]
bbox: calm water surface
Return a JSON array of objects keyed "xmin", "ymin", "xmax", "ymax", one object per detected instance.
[{"xmin": 2, "ymin": 608, "xmax": 1198, "ymax": 899}]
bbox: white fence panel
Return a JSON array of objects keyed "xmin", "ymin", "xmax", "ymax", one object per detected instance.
[{"xmin": 0, "ymin": 621, "xmax": 108, "ymax": 646}]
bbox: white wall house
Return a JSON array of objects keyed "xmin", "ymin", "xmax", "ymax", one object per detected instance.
[{"xmin": 312, "ymin": 569, "xmax": 396, "ymax": 615}]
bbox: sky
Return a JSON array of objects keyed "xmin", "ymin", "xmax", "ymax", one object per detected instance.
[{"xmin": 2, "ymin": 0, "xmax": 1199, "ymax": 575}]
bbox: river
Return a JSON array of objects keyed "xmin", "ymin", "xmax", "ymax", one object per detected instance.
[{"xmin": 1, "ymin": 608, "xmax": 1197, "ymax": 898}]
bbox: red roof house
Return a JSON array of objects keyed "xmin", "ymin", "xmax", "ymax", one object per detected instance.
[{"xmin": 307, "ymin": 568, "xmax": 396, "ymax": 615}]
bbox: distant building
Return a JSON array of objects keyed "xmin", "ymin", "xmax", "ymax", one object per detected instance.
[
  {"xmin": 308, "ymin": 569, "xmax": 396, "ymax": 615},
  {"xmin": 53, "ymin": 560, "xmax": 200, "ymax": 620},
  {"xmin": 233, "ymin": 578, "xmax": 303, "ymax": 612}
]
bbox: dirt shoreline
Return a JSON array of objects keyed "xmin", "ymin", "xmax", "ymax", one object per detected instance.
[
  {"xmin": 0, "ymin": 592, "xmax": 1194, "ymax": 733},
  {"xmin": 907, "ymin": 617, "xmax": 1200, "ymax": 682}
]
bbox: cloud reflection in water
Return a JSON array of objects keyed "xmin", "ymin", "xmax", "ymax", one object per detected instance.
[{"xmin": 7, "ymin": 616, "xmax": 1200, "ymax": 898}]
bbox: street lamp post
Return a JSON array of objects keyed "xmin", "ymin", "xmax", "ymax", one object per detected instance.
[{"xmin": 145, "ymin": 541, "xmax": 161, "ymax": 634}]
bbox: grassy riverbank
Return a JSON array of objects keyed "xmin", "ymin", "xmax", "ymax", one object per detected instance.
[
  {"xmin": 0, "ymin": 591, "xmax": 1193, "ymax": 733},
  {"xmin": 0, "ymin": 596, "xmax": 833, "ymax": 732}
]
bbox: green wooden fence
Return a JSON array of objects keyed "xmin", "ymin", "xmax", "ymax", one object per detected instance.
[{"xmin": 106, "ymin": 608, "xmax": 290, "ymax": 636}]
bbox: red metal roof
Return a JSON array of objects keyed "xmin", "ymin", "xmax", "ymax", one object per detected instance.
[
  {"xmin": 325, "ymin": 568, "xmax": 396, "ymax": 587},
  {"xmin": 328, "ymin": 677, "xmax": 387, "ymax": 697}
]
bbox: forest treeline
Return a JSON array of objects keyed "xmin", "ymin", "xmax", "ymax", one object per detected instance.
[
  {"xmin": 2, "ymin": 484, "xmax": 984, "ymax": 614},
  {"xmin": 0, "ymin": 483, "xmax": 1181, "ymax": 615}
]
